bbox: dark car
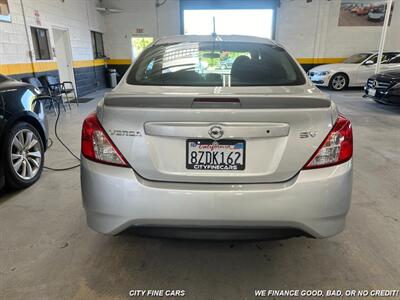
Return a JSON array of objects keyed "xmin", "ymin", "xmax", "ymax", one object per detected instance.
[
  {"xmin": 0, "ymin": 74, "xmax": 48, "ymax": 189},
  {"xmin": 364, "ymin": 69, "xmax": 400, "ymax": 105}
]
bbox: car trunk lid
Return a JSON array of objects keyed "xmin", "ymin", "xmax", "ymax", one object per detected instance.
[{"xmin": 99, "ymin": 86, "xmax": 333, "ymax": 183}]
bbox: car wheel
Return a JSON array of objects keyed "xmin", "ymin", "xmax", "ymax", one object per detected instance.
[
  {"xmin": 4, "ymin": 122, "xmax": 44, "ymax": 189},
  {"xmin": 329, "ymin": 73, "xmax": 349, "ymax": 91}
]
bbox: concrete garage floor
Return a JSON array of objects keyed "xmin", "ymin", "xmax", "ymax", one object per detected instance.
[{"xmin": 1, "ymin": 89, "xmax": 399, "ymax": 300}]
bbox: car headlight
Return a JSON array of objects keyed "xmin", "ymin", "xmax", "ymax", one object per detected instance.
[{"xmin": 318, "ymin": 71, "xmax": 330, "ymax": 76}]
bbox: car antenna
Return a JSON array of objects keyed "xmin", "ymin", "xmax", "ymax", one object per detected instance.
[
  {"xmin": 210, "ymin": 16, "xmax": 221, "ymax": 54},
  {"xmin": 212, "ymin": 16, "xmax": 217, "ymax": 39}
]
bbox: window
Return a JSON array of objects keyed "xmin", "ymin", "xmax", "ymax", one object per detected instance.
[
  {"xmin": 131, "ymin": 37, "xmax": 154, "ymax": 60},
  {"xmin": 0, "ymin": 0, "xmax": 11, "ymax": 22},
  {"xmin": 343, "ymin": 53, "xmax": 371, "ymax": 64},
  {"xmin": 382, "ymin": 53, "xmax": 400, "ymax": 64},
  {"xmin": 183, "ymin": 9, "xmax": 274, "ymax": 39},
  {"xmin": 388, "ymin": 55, "xmax": 400, "ymax": 64},
  {"xmin": 127, "ymin": 41, "xmax": 305, "ymax": 87},
  {"xmin": 370, "ymin": 53, "xmax": 399, "ymax": 64},
  {"xmin": 30, "ymin": 27, "xmax": 51, "ymax": 60},
  {"xmin": 91, "ymin": 31, "xmax": 105, "ymax": 58},
  {"xmin": 180, "ymin": 0, "xmax": 277, "ymax": 38}
]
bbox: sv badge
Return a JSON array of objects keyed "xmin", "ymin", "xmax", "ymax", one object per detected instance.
[{"xmin": 299, "ymin": 131, "xmax": 318, "ymax": 138}]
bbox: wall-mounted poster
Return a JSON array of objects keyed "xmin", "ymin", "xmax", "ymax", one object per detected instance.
[
  {"xmin": 338, "ymin": 0, "xmax": 394, "ymax": 26},
  {"xmin": 0, "ymin": 0, "xmax": 11, "ymax": 22}
]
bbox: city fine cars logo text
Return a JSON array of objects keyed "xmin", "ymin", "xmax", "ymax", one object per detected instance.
[
  {"xmin": 129, "ymin": 290, "xmax": 186, "ymax": 297},
  {"xmin": 254, "ymin": 289, "xmax": 400, "ymax": 298}
]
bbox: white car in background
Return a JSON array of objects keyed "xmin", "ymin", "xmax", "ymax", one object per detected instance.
[{"xmin": 308, "ymin": 52, "xmax": 400, "ymax": 91}]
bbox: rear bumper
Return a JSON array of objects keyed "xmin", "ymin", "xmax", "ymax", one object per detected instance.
[
  {"xmin": 128, "ymin": 227, "xmax": 308, "ymax": 240},
  {"xmin": 81, "ymin": 158, "xmax": 353, "ymax": 238},
  {"xmin": 363, "ymin": 87, "xmax": 400, "ymax": 105}
]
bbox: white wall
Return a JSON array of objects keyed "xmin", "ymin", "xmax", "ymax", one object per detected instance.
[
  {"xmin": 323, "ymin": 0, "xmax": 399, "ymax": 57},
  {"xmin": 276, "ymin": 0, "xmax": 400, "ymax": 59},
  {"xmin": 103, "ymin": 0, "xmax": 400, "ymax": 61},
  {"xmin": 0, "ymin": 0, "xmax": 104, "ymax": 67},
  {"xmin": 104, "ymin": 0, "xmax": 180, "ymax": 60},
  {"xmin": 275, "ymin": 0, "xmax": 321, "ymax": 58},
  {"xmin": 1, "ymin": 0, "xmax": 399, "ymax": 69}
]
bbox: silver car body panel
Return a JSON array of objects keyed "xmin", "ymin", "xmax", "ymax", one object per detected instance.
[
  {"xmin": 81, "ymin": 35, "xmax": 351, "ymax": 238},
  {"xmin": 144, "ymin": 122, "xmax": 290, "ymax": 139},
  {"xmin": 81, "ymin": 157, "xmax": 352, "ymax": 238},
  {"xmin": 98, "ymin": 86, "xmax": 334, "ymax": 184}
]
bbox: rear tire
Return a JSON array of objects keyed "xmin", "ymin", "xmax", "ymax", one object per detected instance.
[
  {"xmin": 4, "ymin": 122, "xmax": 44, "ymax": 189},
  {"xmin": 329, "ymin": 73, "xmax": 349, "ymax": 91}
]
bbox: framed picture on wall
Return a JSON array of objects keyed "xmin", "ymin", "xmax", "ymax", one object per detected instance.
[
  {"xmin": 338, "ymin": 0, "xmax": 394, "ymax": 26},
  {"xmin": 0, "ymin": 0, "xmax": 11, "ymax": 22}
]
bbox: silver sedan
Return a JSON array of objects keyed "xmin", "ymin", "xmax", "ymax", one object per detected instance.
[{"xmin": 81, "ymin": 35, "xmax": 353, "ymax": 239}]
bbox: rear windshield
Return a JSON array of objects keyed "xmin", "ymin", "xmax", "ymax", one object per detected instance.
[{"xmin": 126, "ymin": 41, "xmax": 306, "ymax": 86}]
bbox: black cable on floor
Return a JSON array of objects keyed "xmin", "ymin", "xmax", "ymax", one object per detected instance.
[
  {"xmin": 43, "ymin": 101, "xmax": 81, "ymax": 172},
  {"xmin": 44, "ymin": 164, "xmax": 80, "ymax": 171},
  {"xmin": 53, "ymin": 101, "xmax": 81, "ymax": 162}
]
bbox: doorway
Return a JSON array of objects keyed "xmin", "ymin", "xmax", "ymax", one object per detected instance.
[{"xmin": 52, "ymin": 28, "xmax": 75, "ymax": 88}]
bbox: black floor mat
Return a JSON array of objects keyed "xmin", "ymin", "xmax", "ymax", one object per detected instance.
[{"xmin": 69, "ymin": 98, "xmax": 94, "ymax": 103}]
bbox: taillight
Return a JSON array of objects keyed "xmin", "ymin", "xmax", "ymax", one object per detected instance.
[
  {"xmin": 81, "ymin": 113, "xmax": 129, "ymax": 167},
  {"xmin": 303, "ymin": 115, "xmax": 352, "ymax": 169}
]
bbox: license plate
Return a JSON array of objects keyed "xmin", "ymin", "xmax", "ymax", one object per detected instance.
[
  {"xmin": 186, "ymin": 139, "xmax": 245, "ymax": 171},
  {"xmin": 368, "ymin": 88, "xmax": 376, "ymax": 97}
]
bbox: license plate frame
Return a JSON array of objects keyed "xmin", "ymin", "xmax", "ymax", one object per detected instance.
[
  {"xmin": 368, "ymin": 88, "xmax": 376, "ymax": 97},
  {"xmin": 186, "ymin": 139, "xmax": 246, "ymax": 171}
]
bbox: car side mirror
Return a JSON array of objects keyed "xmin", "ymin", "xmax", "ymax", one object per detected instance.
[{"xmin": 364, "ymin": 60, "xmax": 375, "ymax": 66}]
